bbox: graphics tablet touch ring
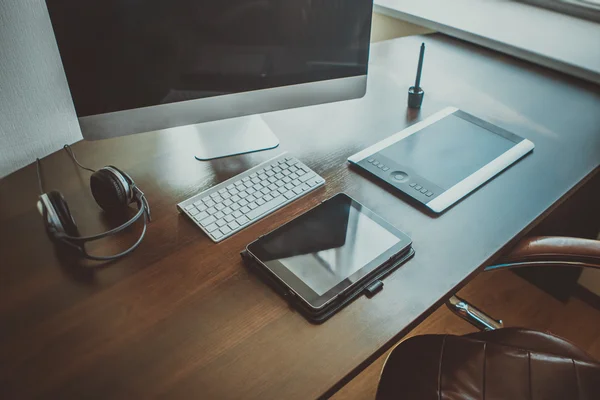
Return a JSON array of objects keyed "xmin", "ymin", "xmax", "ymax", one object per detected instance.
[{"xmin": 391, "ymin": 171, "xmax": 409, "ymax": 183}]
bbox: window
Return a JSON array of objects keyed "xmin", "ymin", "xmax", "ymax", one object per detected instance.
[{"xmin": 522, "ymin": 0, "xmax": 600, "ymax": 22}]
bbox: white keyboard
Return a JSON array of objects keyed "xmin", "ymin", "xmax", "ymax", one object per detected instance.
[{"xmin": 177, "ymin": 153, "xmax": 325, "ymax": 242}]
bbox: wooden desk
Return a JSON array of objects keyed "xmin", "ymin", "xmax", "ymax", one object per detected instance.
[{"xmin": 1, "ymin": 34, "xmax": 599, "ymax": 399}]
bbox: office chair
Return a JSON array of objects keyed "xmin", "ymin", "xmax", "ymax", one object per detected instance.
[{"xmin": 377, "ymin": 236, "xmax": 600, "ymax": 399}]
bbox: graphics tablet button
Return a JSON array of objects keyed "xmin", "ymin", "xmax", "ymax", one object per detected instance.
[{"xmin": 391, "ymin": 171, "xmax": 409, "ymax": 183}]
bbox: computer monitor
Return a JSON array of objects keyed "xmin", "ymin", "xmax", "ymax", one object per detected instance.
[{"xmin": 45, "ymin": 1, "xmax": 373, "ymax": 160}]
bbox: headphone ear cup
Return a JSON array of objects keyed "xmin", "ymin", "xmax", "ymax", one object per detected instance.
[
  {"xmin": 47, "ymin": 191, "xmax": 81, "ymax": 237},
  {"xmin": 90, "ymin": 168, "xmax": 129, "ymax": 213}
]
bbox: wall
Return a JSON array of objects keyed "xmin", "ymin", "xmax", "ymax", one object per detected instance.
[{"xmin": 0, "ymin": 0, "xmax": 82, "ymax": 179}]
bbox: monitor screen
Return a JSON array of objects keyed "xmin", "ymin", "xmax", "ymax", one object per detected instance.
[{"xmin": 45, "ymin": 0, "xmax": 373, "ymax": 117}]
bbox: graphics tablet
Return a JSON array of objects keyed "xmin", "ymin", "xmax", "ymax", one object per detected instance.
[
  {"xmin": 245, "ymin": 193, "xmax": 412, "ymax": 315},
  {"xmin": 348, "ymin": 107, "xmax": 535, "ymax": 213}
]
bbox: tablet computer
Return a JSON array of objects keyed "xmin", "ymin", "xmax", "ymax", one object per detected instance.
[
  {"xmin": 245, "ymin": 193, "xmax": 412, "ymax": 316},
  {"xmin": 348, "ymin": 107, "xmax": 535, "ymax": 213}
]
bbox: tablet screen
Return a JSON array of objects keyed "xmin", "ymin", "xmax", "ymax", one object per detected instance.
[{"xmin": 247, "ymin": 194, "xmax": 410, "ymax": 306}]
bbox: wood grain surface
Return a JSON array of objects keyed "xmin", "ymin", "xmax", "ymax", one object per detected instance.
[{"xmin": 1, "ymin": 34, "xmax": 599, "ymax": 399}]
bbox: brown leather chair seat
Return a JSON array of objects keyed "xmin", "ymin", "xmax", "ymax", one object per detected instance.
[{"xmin": 377, "ymin": 328, "xmax": 600, "ymax": 400}]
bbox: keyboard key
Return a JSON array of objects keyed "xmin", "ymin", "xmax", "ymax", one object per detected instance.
[
  {"xmin": 205, "ymin": 223, "xmax": 218, "ymax": 233},
  {"xmin": 214, "ymin": 211, "xmax": 225, "ymax": 219},
  {"xmin": 264, "ymin": 194, "xmax": 273, "ymax": 201},
  {"xmin": 244, "ymin": 181, "xmax": 253, "ymax": 188},
  {"xmin": 196, "ymin": 203, "xmax": 208, "ymax": 212},
  {"xmin": 210, "ymin": 192, "xmax": 220, "ymax": 198},
  {"xmin": 200, "ymin": 215, "xmax": 216, "ymax": 226},
  {"xmin": 216, "ymin": 219, "xmax": 227, "ymax": 227},
  {"xmin": 215, "ymin": 204, "xmax": 224, "ymax": 211},
  {"xmin": 300, "ymin": 172, "xmax": 316, "ymax": 183},
  {"xmin": 221, "ymin": 192, "xmax": 231, "ymax": 199},
  {"xmin": 285, "ymin": 183, "xmax": 294, "ymax": 190},
  {"xmin": 224, "ymin": 214, "xmax": 235, "ymax": 223},
  {"xmin": 212, "ymin": 230, "xmax": 224, "ymax": 240},
  {"xmin": 420, "ymin": 188, "xmax": 428, "ymax": 194},
  {"xmin": 231, "ymin": 203, "xmax": 241, "ymax": 211},
  {"xmin": 218, "ymin": 188, "xmax": 227, "ymax": 194},
  {"xmin": 223, "ymin": 199, "xmax": 233, "ymax": 207},
  {"xmin": 256, "ymin": 198, "xmax": 265, "ymax": 205},
  {"xmin": 248, "ymin": 202, "xmax": 258, "ymax": 210},
  {"xmin": 247, "ymin": 195, "xmax": 256, "ymax": 202},
  {"xmin": 299, "ymin": 183, "xmax": 310, "ymax": 191},
  {"xmin": 196, "ymin": 211, "xmax": 209, "ymax": 220},
  {"xmin": 229, "ymin": 188, "xmax": 239, "ymax": 195},
  {"xmin": 190, "ymin": 202, "xmax": 200, "ymax": 209},
  {"xmin": 189, "ymin": 208, "xmax": 199, "ymax": 216},
  {"xmin": 426, "ymin": 191, "xmax": 433, "ymax": 197},
  {"xmin": 293, "ymin": 187, "xmax": 304, "ymax": 195},
  {"xmin": 239, "ymin": 199, "xmax": 248, "ymax": 206},
  {"xmin": 242, "ymin": 177, "xmax": 251, "ymax": 182},
  {"xmin": 231, "ymin": 195, "xmax": 241, "ymax": 202},
  {"xmin": 220, "ymin": 226, "xmax": 232, "ymax": 235},
  {"xmin": 205, "ymin": 199, "xmax": 215, "ymax": 207},
  {"xmin": 247, "ymin": 195, "xmax": 286, "ymax": 220},
  {"xmin": 228, "ymin": 221, "xmax": 240, "ymax": 230},
  {"xmin": 278, "ymin": 187, "xmax": 287, "ymax": 194},
  {"xmin": 240, "ymin": 206, "xmax": 250, "ymax": 214},
  {"xmin": 213, "ymin": 196, "xmax": 223, "ymax": 203},
  {"xmin": 249, "ymin": 173, "xmax": 258, "ymax": 178},
  {"xmin": 409, "ymin": 183, "xmax": 417, "ymax": 187},
  {"xmin": 237, "ymin": 216, "xmax": 250, "ymax": 225},
  {"xmin": 247, "ymin": 188, "xmax": 256, "ymax": 194},
  {"xmin": 233, "ymin": 210, "xmax": 243, "ymax": 218},
  {"xmin": 284, "ymin": 191, "xmax": 296, "ymax": 199},
  {"xmin": 283, "ymin": 176, "xmax": 292, "ymax": 183},
  {"xmin": 206, "ymin": 207, "xmax": 217, "ymax": 214}
]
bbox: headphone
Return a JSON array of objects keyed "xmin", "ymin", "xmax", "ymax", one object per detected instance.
[{"xmin": 36, "ymin": 145, "xmax": 151, "ymax": 261}]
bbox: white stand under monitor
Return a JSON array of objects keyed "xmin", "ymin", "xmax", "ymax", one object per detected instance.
[{"xmin": 190, "ymin": 115, "xmax": 280, "ymax": 161}]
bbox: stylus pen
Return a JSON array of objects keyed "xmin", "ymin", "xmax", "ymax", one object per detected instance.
[{"xmin": 414, "ymin": 43, "xmax": 425, "ymax": 90}]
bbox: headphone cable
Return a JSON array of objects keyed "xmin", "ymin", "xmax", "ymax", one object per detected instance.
[{"xmin": 63, "ymin": 144, "xmax": 96, "ymax": 173}]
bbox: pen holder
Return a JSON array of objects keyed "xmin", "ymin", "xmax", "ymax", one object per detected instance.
[{"xmin": 408, "ymin": 86, "xmax": 425, "ymax": 109}]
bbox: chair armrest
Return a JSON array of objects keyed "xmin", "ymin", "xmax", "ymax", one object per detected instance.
[{"xmin": 486, "ymin": 236, "xmax": 600, "ymax": 271}]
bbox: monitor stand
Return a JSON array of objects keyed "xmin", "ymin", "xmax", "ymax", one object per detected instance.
[{"xmin": 193, "ymin": 115, "xmax": 279, "ymax": 161}]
